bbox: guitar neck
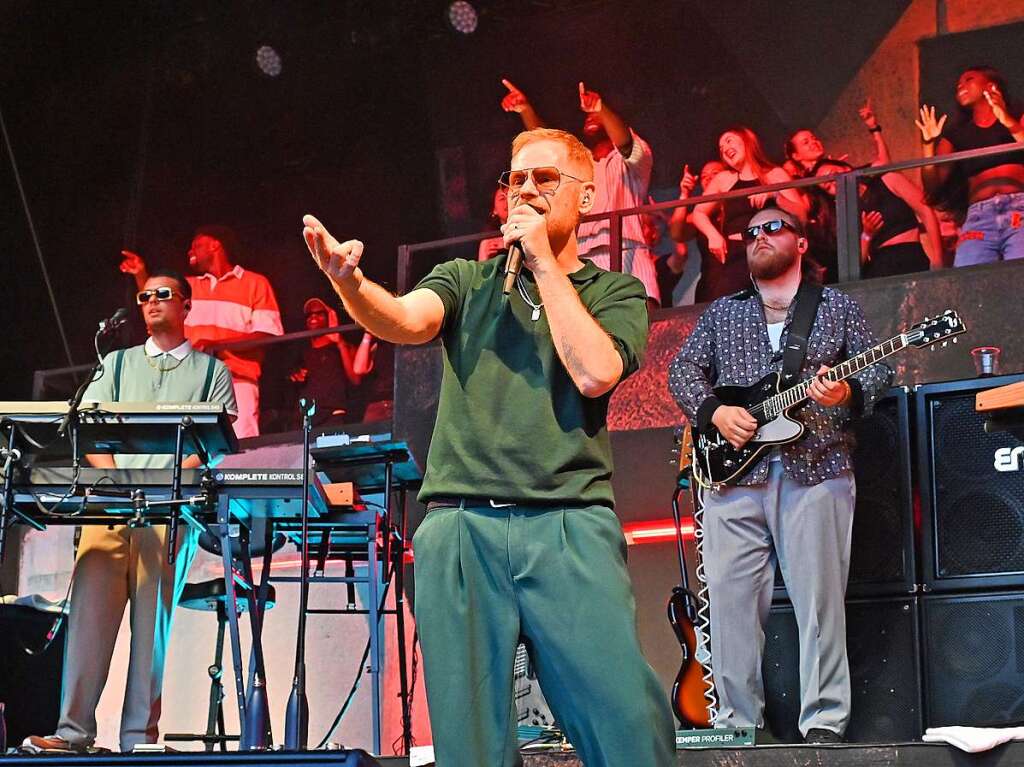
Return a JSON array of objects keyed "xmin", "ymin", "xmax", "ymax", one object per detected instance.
[{"xmin": 762, "ymin": 333, "xmax": 906, "ymax": 415}]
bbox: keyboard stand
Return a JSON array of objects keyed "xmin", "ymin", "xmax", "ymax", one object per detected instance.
[{"xmin": 274, "ymin": 439, "xmax": 421, "ymax": 756}]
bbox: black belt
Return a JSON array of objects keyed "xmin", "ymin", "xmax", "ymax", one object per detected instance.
[{"xmin": 425, "ymin": 497, "xmax": 570, "ymax": 511}]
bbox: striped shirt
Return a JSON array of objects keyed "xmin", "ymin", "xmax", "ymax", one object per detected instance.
[
  {"xmin": 185, "ymin": 265, "xmax": 284, "ymax": 381},
  {"xmin": 577, "ymin": 129, "xmax": 653, "ymax": 253},
  {"xmin": 576, "ymin": 130, "xmax": 658, "ymax": 301}
]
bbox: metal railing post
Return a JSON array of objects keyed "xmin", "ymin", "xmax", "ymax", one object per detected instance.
[
  {"xmin": 835, "ymin": 171, "xmax": 862, "ymax": 283},
  {"xmin": 396, "ymin": 244, "xmax": 412, "ymax": 296},
  {"xmin": 609, "ymin": 211, "xmax": 623, "ymax": 274}
]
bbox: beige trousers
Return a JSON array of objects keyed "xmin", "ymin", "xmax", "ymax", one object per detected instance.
[{"xmin": 56, "ymin": 523, "xmax": 197, "ymax": 751}]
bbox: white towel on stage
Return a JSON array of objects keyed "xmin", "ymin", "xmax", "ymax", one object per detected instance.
[{"xmin": 923, "ymin": 726, "xmax": 1024, "ymax": 753}]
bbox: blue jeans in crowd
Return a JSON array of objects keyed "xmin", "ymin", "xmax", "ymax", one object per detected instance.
[{"xmin": 954, "ymin": 191, "xmax": 1024, "ymax": 267}]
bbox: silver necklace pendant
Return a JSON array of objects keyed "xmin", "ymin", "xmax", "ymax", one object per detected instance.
[{"xmin": 515, "ymin": 273, "xmax": 543, "ymax": 321}]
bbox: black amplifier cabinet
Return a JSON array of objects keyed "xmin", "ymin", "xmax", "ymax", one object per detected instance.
[
  {"xmin": 775, "ymin": 387, "xmax": 916, "ymax": 601},
  {"xmin": 763, "ymin": 596, "xmax": 923, "ymax": 742},
  {"xmin": 916, "ymin": 373, "xmax": 1024, "ymax": 592},
  {"xmin": 923, "ymin": 590, "xmax": 1024, "ymax": 728}
]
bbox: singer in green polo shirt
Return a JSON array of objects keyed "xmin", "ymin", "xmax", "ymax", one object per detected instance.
[{"xmin": 303, "ymin": 128, "xmax": 674, "ymax": 767}]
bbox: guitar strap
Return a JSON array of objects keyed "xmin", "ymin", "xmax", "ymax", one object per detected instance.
[{"xmin": 780, "ymin": 281, "xmax": 824, "ymax": 386}]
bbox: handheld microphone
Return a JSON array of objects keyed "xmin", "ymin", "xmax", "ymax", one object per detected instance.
[
  {"xmin": 98, "ymin": 307, "xmax": 129, "ymax": 334},
  {"xmin": 502, "ymin": 242, "xmax": 524, "ymax": 296}
]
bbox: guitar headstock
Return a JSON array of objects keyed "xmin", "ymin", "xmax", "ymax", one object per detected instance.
[
  {"xmin": 673, "ymin": 424, "xmax": 694, "ymax": 474},
  {"xmin": 906, "ymin": 309, "xmax": 967, "ymax": 350}
]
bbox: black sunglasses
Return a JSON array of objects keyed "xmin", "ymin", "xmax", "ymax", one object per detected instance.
[
  {"xmin": 742, "ymin": 219, "xmax": 797, "ymax": 243},
  {"xmin": 136, "ymin": 286, "xmax": 183, "ymax": 304}
]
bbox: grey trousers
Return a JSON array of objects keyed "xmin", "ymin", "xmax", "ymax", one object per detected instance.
[
  {"xmin": 701, "ymin": 461, "xmax": 855, "ymax": 737},
  {"xmin": 56, "ymin": 524, "xmax": 197, "ymax": 752}
]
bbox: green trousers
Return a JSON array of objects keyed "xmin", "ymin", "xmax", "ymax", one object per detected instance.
[{"xmin": 413, "ymin": 502, "xmax": 675, "ymax": 767}]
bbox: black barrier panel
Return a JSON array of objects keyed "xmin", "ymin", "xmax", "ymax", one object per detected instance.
[
  {"xmin": 763, "ymin": 597, "xmax": 922, "ymax": 743},
  {"xmin": 916, "ymin": 374, "xmax": 1024, "ymax": 592}
]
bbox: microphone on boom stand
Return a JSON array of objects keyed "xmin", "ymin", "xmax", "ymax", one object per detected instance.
[
  {"xmin": 284, "ymin": 397, "xmax": 316, "ymax": 750},
  {"xmin": 58, "ymin": 307, "xmax": 129, "ymax": 448}
]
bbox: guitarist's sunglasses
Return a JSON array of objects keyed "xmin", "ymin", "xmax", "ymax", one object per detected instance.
[{"xmin": 742, "ymin": 219, "xmax": 797, "ymax": 243}]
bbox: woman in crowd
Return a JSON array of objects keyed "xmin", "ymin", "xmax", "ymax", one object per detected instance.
[
  {"xmin": 289, "ymin": 298, "xmax": 375, "ymax": 425},
  {"xmin": 784, "ymin": 99, "xmax": 891, "ymax": 178},
  {"xmin": 688, "ymin": 126, "xmax": 807, "ymax": 302},
  {"xmin": 917, "ymin": 65, "xmax": 1024, "ymax": 266},
  {"xmin": 812, "ymin": 159, "xmax": 942, "ymax": 279}
]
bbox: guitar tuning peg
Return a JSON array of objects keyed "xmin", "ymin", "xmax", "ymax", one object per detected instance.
[{"xmin": 952, "ymin": 337, "xmax": 958, "ymax": 343}]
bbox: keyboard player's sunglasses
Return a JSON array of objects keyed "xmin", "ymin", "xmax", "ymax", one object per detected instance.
[{"xmin": 136, "ymin": 286, "xmax": 184, "ymax": 304}]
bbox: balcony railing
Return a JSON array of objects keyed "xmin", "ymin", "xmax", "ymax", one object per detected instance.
[
  {"xmin": 397, "ymin": 141, "xmax": 1024, "ymax": 290},
  {"xmin": 32, "ymin": 142, "xmax": 1024, "ymax": 411}
]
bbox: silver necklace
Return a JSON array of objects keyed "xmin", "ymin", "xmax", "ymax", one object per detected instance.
[{"xmin": 515, "ymin": 273, "xmax": 544, "ymax": 321}]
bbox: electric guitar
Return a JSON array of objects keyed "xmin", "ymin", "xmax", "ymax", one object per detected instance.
[
  {"xmin": 692, "ymin": 309, "xmax": 966, "ymax": 487},
  {"xmin": 668, "ymin": 426, "xmax": 716, "ymax": 728}
]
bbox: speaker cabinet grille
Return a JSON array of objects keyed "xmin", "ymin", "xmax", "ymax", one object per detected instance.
[
  {"xmin": 0, "ymin": 605, "xmax": 66, "ymax": 746},
  {"xmin": 775, "ymin": 389, "xmax": 914, "ymax": 601},
  {"xmin": 763, "ymin": 597, "xmax": 922, "ymax": 742},
  {"xmin": 917, "ymin": 375, "xmax": 1024, "ymax": 591},
  {"xmin": 924, "ymin": 592, "xmax": 1024, "ymax": 728}
]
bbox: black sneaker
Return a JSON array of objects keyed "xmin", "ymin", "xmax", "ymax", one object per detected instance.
[{"xmin": 804, "ymin": 728, "xmax": 843, "ymax": 744}]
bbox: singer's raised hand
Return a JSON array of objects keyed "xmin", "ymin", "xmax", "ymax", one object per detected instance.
[{"xmin": 303, "ymin": 214, "xmax": 363, "ymax": 285}]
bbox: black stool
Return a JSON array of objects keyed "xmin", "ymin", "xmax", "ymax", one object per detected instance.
[{"xmin": 164, "ymin": 522, "xmax": 286, "ymax": 752}]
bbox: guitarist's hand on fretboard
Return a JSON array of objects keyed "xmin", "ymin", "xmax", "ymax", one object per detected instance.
[
  {"xmin": 807, "ymin": 364, "xmax": 852, "ymax": 408},
  {"xmin": 711, "ymin": 405, "xmax": 758, "ymax": 449}
]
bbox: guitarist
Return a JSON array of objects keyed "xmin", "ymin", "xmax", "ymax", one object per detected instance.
[{"xmin": 668, "ymin": 207, "xmax": 892, "ymax": 744}]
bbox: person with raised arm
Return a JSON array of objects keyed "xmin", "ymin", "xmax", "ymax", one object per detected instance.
[
  {"xmin": 784, "ymin": 98, "xmax": 892, "ymax": 178},
  {"xmin": 500, "ymin": 78, "xmax": 660, "ymax": 306},
  {"xmin": 917, "ymin": 65, "xmax": 1024, "ymax": 266},
  {"xmin": 303, "ymin": 127, "xmax": 674, "ymax": 767},
  {"xmin": 119, "ymin": 225, "xmax": 283, "ymax": 437}
]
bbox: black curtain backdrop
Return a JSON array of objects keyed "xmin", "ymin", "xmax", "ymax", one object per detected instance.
[{"xmin": 3, "ymin": 0, "xmax": 905, "ymax": 400}]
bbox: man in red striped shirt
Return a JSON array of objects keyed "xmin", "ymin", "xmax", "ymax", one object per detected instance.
[{"xmin": 120, "ymin": 225, "xmax": 283, "ymax": 437}]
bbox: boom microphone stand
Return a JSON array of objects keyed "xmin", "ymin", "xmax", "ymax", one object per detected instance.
[{"xmin": 284, "ymin": 397, "xmax": 316, "ymax": 750}]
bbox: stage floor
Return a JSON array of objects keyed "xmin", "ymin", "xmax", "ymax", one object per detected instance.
[{"xmin": 3, "ymin": 743, "xmax": 1023, "ymax": 766}]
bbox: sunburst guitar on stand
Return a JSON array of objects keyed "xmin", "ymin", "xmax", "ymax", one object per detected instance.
[
  {"xmin": 668, "ymin": 425, "xmax": 716, "ymax": 728},
  {"xmin": 692, "ymin": 309, "xmax": 966, "ymax": 488}
]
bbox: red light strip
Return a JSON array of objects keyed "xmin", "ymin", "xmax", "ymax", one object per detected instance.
[{"xmin": 622, "ymin": 518, "xmax": 695, "ymax": 545}]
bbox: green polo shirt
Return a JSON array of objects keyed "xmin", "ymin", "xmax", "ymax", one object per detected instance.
[
  {"xmin": 415, "ymin": 254, "xmax": 648, "ymax": 508},
  {"xmin": 83, "ymin": 341, "xmax": 237, "ymax": 469}
]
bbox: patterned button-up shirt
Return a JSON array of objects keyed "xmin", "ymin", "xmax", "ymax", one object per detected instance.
[{"xmin": 668, "ymin": 285, "xmax": 893, "ymax": 486}]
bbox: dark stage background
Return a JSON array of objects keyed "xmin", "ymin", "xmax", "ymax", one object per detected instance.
[{"xmin": 1, "ymin": 0, "xmax": 911, "ymax": 400}]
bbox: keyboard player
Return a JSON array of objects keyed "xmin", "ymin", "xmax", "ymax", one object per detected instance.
[{"xmin": 24, "ymin": 268, "xmax": 237, "ymax": 753}]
